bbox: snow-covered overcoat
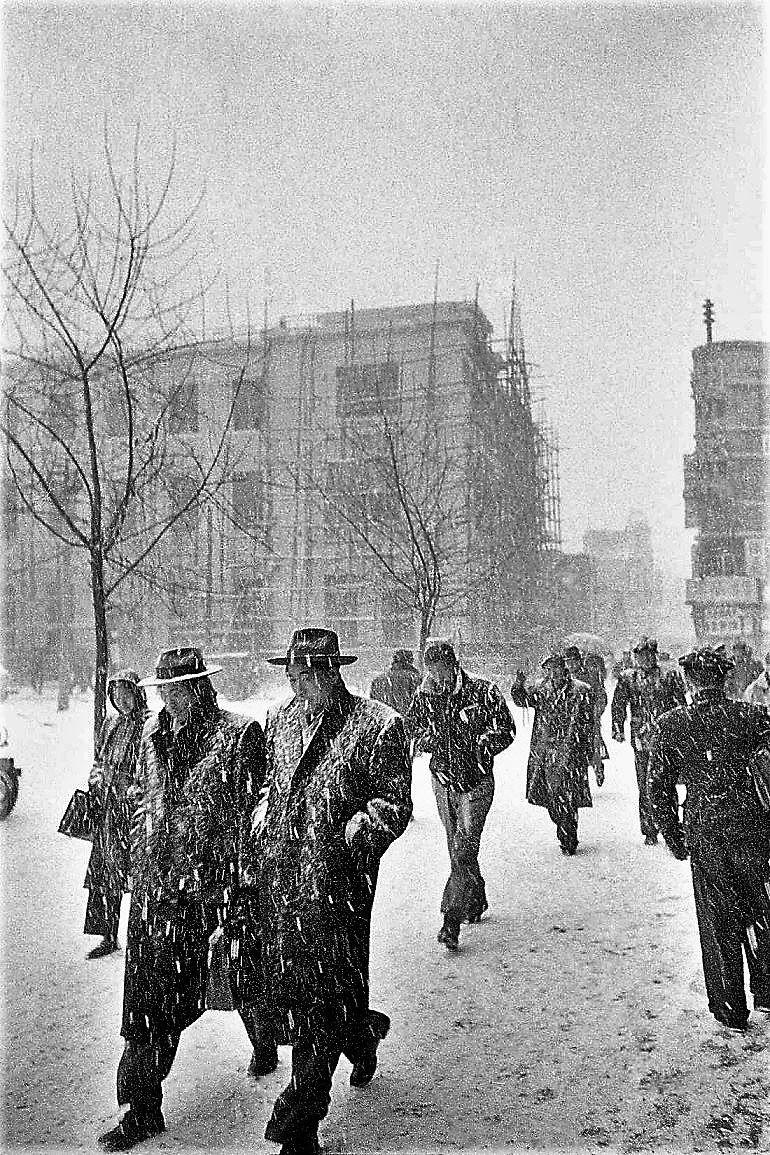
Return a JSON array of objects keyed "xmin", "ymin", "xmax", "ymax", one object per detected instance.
[
  {"xmin": 120, "ymin": 701, "xmax": 265, "ymax": 1044},
  {"xmin": 250, "ymin": 688, "xmax": 412, "ymax": 1043},
  {"xmin": 511, "ymin": 676, "xmax": 593, "ymax": 809}
]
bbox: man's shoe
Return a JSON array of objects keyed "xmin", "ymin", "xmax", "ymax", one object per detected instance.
[
  {"xmin": 560, "ymin": 844, "xmax": 577, "ymax": 856},
  {"xmin": 350, "ymin": 1046, "xmax": 378, "ymax": 1087},
  {"xmin": 714, "ymin": 1015, "xmax": 748, "ymax": 1033},
  {"xmin": 98, "ymin": 1110, "xmax": 165, "ymax": 1151},
  {"xmin": 644, "ymin": 834, "xmax": 659, "ymax": 846},
  {"xmin": 247, "ymin": 1042, "xmax": 279, "ymax": 1077},
  {"xmin": 87, "ymin": 937, "xmax": 119, "ymax": 960},
  {"xmin": 437, "ymin": 919, "xmax": 460, "ymax": 951},
  {"xmin": 753, "ymin": 1003, "xmax": 770, "ymax": 1014}
]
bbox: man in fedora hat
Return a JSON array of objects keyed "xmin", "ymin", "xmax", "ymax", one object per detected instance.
[
  {"xmin": 648, "ymin": 646, "xmax": 770, "ymax": 1032},
  {"xmin": 248, "ymin": 627, "xmax": 413, "ymax": 1155},
  {"xmin": 408, "ymin": 638, "xmax": 515, "ymax": 950},
  {"xmin": 511, "ymin": 652, "xmax": 593, "ymax": 856},
  {"xmin": 611, "ymin": 636, "xmax": 686, "ymax": 845},
  {"xmin": 98, "ymin": 646, "xmax": 269, "ymax": 1152}
]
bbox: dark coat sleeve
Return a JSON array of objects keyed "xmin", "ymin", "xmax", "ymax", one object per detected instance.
[
  {"xmin": 481, "ymin": 683, "xmax": 516, "ymax": 756},
  {"xmin": 611, "ymin": 676, "xmax": 630, "ymax": 738},
  {"xmin": 648, "ymin": 724, "xmax": 688, "ymax": 859},
  {"xmin": 353, "ymin": 713, "xmax": 413, "ymax": 861}
]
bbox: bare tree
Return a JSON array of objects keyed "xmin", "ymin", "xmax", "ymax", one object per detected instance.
[{"xmin": 2, "ymin": 129, "xmax": 254, "ymax": 741}]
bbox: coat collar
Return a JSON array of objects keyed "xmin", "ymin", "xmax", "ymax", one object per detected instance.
[{"xmin": 286, "ymin": 686, "xmax": 357, "ymax": 776}]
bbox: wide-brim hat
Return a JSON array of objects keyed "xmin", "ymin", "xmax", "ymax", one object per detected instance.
[
  {"xmin": 139, "ymin": 646, "xmax": 223, "ymax": 686},
  {"xmin": 679, "ymin": 645, "xmax": 735, "ymax": 678},
  {"xmin": 266, "ymin": 628, "xmax": 357, "ymax": 667},
  {"xmin": 542, "ymin": 652, "xmax": 567, "ymax": 669}
]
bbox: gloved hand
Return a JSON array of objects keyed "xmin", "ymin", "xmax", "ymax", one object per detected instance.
[
  {"xmin": 668, "ymin": 839, "xmax": 689, "ymax": 861},
  {"xmin": 345, "ymin": 811, "xmax": 371, "ymax": 855}
]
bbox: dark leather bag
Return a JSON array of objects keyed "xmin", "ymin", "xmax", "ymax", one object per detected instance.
[{"xmin": 58, "ymin": 788, "xmax": 95, "ymax": 841}]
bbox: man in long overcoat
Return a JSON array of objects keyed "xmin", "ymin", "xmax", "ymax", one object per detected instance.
[
  {"xmin": 249, "ymin": 627, "xmax": 412, "ymax": 1155},
  {"xmin": 648, "ymin": 645, "xmax": 770, "ymax": 1031},
  {"xmin": 611, "ymin": 636, "xmax": 686, "ymax": 844},
  {"xmin": 84, "ymin": 670, "xmax": 148, "ymax": 959},
  {"xmin": 511, "ymin": 652, "xmax": 593, "ymax": 855},
  {"xmin": 98, "ymin": 647, "xmax": 267, "ymax": 1152},
  {"xmin": 565, "ymin": 646, "xmax": 607, "ymax": 787},
  {"xmin": 407, "ymin": 638, "xmax": 515, "ymax": 950}
]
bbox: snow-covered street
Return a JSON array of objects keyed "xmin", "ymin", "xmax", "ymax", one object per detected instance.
[{"xmin": 2, "ymin": 689, "xmax": 768, "ymax": 1153}]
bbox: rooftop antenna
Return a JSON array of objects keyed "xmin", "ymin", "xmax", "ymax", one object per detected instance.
[{"xmin": 703, "ymin": 298, "xmax": 715, "ymax": 344}]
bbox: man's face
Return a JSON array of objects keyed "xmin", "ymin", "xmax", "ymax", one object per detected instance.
[
  {"xmin": 636, "ymin": 650, "xmax": 657, "ymax": 673},
  {"xmin": 160, "ymin": 680, "xmax": 197, "ymax": 722},
  {"xmin": 112, "ymin": 682, "xmax": 136, "ymax": 714},
  {"xmin": 545, "ymin": 662, "xmax": 567, "ymax": 688},
  {"xmin": 287, "ymin": 664, "xmax": 332, "ymax": 714},
  {"xmin": 565, "ymin": 656, "xmax": 581, "ymax": 676},
  {"xmin": 424, "ymin": 659, "xmax": 456, "ymax": 693}
]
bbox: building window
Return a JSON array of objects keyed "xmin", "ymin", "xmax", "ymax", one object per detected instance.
[
  {"xmin": 167, "ymin": 376, "xmax": 198, "ymax": 432},
  {"xmin": 231, "ymin": 471, "xmax": 266, "ymax": 533},
  {"xmin": 232, "ymin": 377, "xmax": 266, "ymax": 430},
  {"xmin": 335, "ymin": 361, "xmax": 400, "ymax": 419}
]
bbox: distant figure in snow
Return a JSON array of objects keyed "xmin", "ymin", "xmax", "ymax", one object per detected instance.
[
  {"xmin": 98, "ymin": 647, "xmax": 267, "ymax": 1152},
  {"xmin": 408, "ymin": 638, "xmax": 515, "ymax": 951},
  {"xmin": 744, "ymin": 652, "xmax": 770, "ymax": 708},
  {"xmin": 726, "ymin": 640, "xmax": 763, "ymax": 702},
  {"xmin": 565, "ymin": 646, "xmax": 607, "ymax": 787},
  {"xmin": 611, "ymin": 636, "xmax": 686, "ymax": 845},
  {"xmin": 369, "ymin": 648, "xmax": 421, "ymax": 716},
  {"xmin": 248, "ymin": 628, "xmax": 413, "ymax": 1155},
  {"xmin": 511, "ymin": 652, "xmax": 593, "ymax": 857},
  {"xmin": 84, "ymin": 670, "xmax": 148, "ymax": 959},
  {"xmin": 648, "ymin": 645, "xmax": 770, "ymax": 1032}
]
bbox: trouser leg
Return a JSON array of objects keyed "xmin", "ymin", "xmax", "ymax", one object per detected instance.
[
  {"xmin": 547, "ymin": 801, "xmax": 578, "ymax": 852},
  {"xmin": 85, "ymin": 881, "xmax": 122, "ymax": 939},
  {"xmin": 432, "ymin": 779, "xmax": 459, "ymax": 916},
  {"xmin": 634, "ymin": 749, "xmax": 657, "ymax": 837},
  {"xmin": 691, "ymin": 861, "xmax": 749, "ymax": 1026},
  {"xmin": 433, "ymin": 777, "xmax": 494, "ymax": 920},
  {"xmin": 116, "ymin": 1035, "xmax": 180, "ymax": 1118},
  {"xmin": 265, "ymin": 1034, "xmax": 342, "ymax": 1143}
]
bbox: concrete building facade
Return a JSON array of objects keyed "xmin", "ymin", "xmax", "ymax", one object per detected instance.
[{"xmin": 683, "ymin": 338, "xmax": 769, "ymax": 649}]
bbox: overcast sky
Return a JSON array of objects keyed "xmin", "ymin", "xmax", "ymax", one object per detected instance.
[{"xmin": 2, "ymin": 2, "xmax": 766, "ymax": 577}]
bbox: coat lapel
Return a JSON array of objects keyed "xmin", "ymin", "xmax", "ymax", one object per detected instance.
[{"xmin": 292, "ymin": 689, "xmax": 356, "ymax": 782}]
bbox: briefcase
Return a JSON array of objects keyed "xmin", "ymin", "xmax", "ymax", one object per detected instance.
[{"xmin": 58, "ymin": 788, "xmax": 95, "ymax": 841}]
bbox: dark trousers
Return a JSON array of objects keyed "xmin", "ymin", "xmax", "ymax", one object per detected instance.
[
  {"xmin": 117, "ymin": 1009, "xmax": 260, "ymax": 1117},
  {"xmin": 633, "ymin": 748, "xmax": 657, "ymax": 838},
  {"xmin": 546, "ymin": 801, "xmax": 578, "ymax": 852},
  {"xmin": 691, "ymin": 855, "xmax": 770, "ymax": 1026},
  {"xmin": 84, "ymin": 884, "xmax": 122, "ymax": 941},
  {"xmin": 432, "ymin": 776, "xmax": 494, "ymax": 921},
  {"xmin": 265, "ymin": 1010, "xmax": 390, "ymax": 1143}
]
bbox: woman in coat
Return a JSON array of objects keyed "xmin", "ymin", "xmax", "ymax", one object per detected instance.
[{"xmin": 84, "ymin": 670, "xmax": 148, "ymax": 959}]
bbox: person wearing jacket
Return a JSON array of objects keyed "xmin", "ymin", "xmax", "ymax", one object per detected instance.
[
  {"xmin": 408, "ymin": 638, "xmax": 515, "ymax": 951},
  {"xmin": 744, "ymin": 652, "xmax": 770, "ymax": 708},
  {"xmin": 98, "ymin": 647, "xmax": 267, "ymax": 1152},
  {"xmin": 511, "ymin": 652, "xmax": 593, "ymax": 857},
  {"xmin": 648, "ymin": 645, "xmax": 770, "ymax": 1032},
  {"xmin": 611, "ymin": 636, "xmax": 686, "ymax": 844},
  {"xmin": 369, "ymin": 649, "xmax": 421, "ymax": 715},
  {"xmin": 84, "ymin": 670, "xmax": 148, "ymax": 959}
]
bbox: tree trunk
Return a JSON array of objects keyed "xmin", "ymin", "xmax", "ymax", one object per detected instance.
[{"xmin": 90, "ymin": 549, "xmax": 110, "ymax": 748}]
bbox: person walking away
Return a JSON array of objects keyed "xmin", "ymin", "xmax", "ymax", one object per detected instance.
[
  {"xmin": 743, "ymin": 650, "xmax": 770, "ymax": 708},
  {"xmin": 248, "ymin": 627, "xmax": 412, "ymax": 1155},
  {"xmin": 84, "ymin": 670, "xmax": 149, "ymax": 959},
  {"xmin": 511, "ymin": 652, "xmax": 593, "ymax": 857},
  {"xmin": 611, "ymin": 636, "xmax": 686, "ymax": 845},
  {"xmin": 408, "ymin": 638, "xmax": 514, "ymax": 951},
  {"xmin": 648, "ymin": 645, "xmax": 770, "ymax": 1032},
  {"xmin": 98, "ymin": 647, "xmax": 267, "ymax": 1152},
  {"xmin": 726, "ymin": 640, "xmax": 763, "ymax": 701},
  {"xmin": 369, "ymin": 649, "xmax": 421, "ymax": 715}
]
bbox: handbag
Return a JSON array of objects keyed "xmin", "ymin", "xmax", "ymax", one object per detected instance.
[
  {"xmin": 747, "ymin": 747, "xmax": 770, "ymax": 813},
  {"xmin": 58, "ymin": 788, "xmax": 95, "ymax": 841}
]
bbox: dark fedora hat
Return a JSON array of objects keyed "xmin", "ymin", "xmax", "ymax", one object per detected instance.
[
  {"xmin": 564, "ymin": 645, "xmax": 583, "ymax": 661},
  {"xmin": 633, "ymin": 635, "xmax": 658, "ymax": 655},
  {"xmin": 139, "ymin": 646, "xmax": 223, "ymax": 686},
  {"xmin": 266, "ymin": 627, "xmax": 357, "ymax": 667},
  {"xmin": 541, "ymin": 651, "xmax": 567, "ymax": 669}
]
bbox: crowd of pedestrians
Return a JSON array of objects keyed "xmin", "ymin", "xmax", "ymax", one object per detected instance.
[{"xmin": 67, "ymin": 627, "xmax": 770, "ymax": 1153}]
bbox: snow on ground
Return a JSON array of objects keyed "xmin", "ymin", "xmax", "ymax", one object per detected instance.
[{"xmin": 1, "ymin": 687, "xmax": 768, "ymax": 1154}]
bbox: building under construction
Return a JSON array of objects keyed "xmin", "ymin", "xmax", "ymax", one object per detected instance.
[{"xmin": 3, "ymin": 295, "xmax": 576, "ymax": 689}]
